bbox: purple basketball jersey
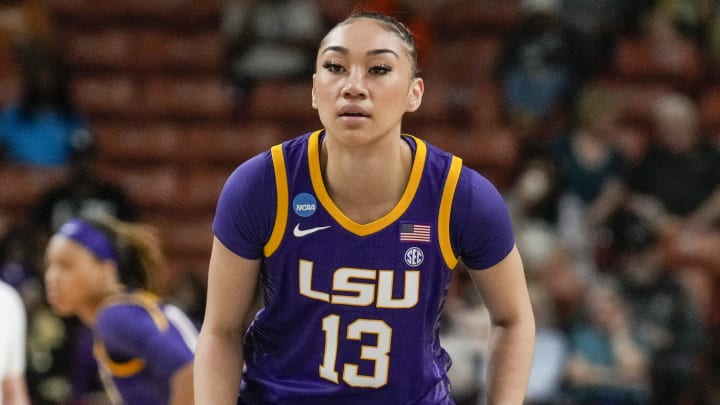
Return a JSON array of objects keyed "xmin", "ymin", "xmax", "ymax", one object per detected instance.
[
  {"xmin": 214, "ymin": 130, "xmax": 515, "ymax": 404},
  {"xmin": 93, "ymin": 290, "xmax": 198, "ymax": 405}
]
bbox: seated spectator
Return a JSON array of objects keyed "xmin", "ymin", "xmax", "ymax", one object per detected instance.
[
  {"xmin": 545, "ymin": 86, "xmax": 628, "ymax": 271},
  {"xmin": 619, "ymin": 92, "xmax": 720, "ymax": 395},
  {"xmin": 560, "ymin": 0, "xmax": 650, "ymax": 75},
  {"xmin": 547, "ymin": 87, "xmax": 626, "ymax": 212},
  {"xmin": 0, "ymin": 0, "xmax": 56, "ymax": 107},
  {"xmin": 535, "ymin": 243, "xmax": 588, "ymax": 332},
  {"xmin": 609, "ymin": 209, "xmax": 708, "ymax": 405},
  {"xmin": 564, "ymin": 275, "xmax": 651, "ymax": 405},
  {"xmin": 623, "ymin": 92, "xmax": 719, "ymax": 230},
  {"xmin": 221, "ymin": 0, "xmax": 324, "ymax": 106},
  {"xmin": 645, "ymin": 0, "xmax": 713, "ymax": 46},
  {"xmin": 496, "ymin": 0, "xmax": 584, "ymax": 142},
  {"xmin": 440, "ymin": 265, "xmax": 491, "ymax": 404},
  {"xmin": 0, "ymin": 39, "xmax": 91, "ymax": 166},
  {"xmin": 525, "ymin": 282, "xmax": 570, "ymax": 405},
  {"xmin": 624, "ymin": 7, "xmax": 706, "ymax": 88}
]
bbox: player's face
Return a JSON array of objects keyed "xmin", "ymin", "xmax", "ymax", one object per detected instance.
[
  {"xmin": 44, "ymin": 236, "xmax": 110, "ymax": 317},
  {"xmin": 312, "ymin": 18, "xmax": 423, "ymax": 145}
]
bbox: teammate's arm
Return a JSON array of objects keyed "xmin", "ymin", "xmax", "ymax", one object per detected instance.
[
  {"xmin": 467, "ymin": 245, "xmax": 535, "ymax": 405},
  {"xmin": 169, "ymin": 363, "xmax": 194, "ymax": 405},
  {"xmin": 194, "ymin": 237, "xmax": 261, "ymax": 405},
  {"xmin": 2, "ymin": 374, "xmax": 30, "ymax": 405},
  {"xmin": 3, "ymin": 284, "xmax": 30, "ymax": 405}
]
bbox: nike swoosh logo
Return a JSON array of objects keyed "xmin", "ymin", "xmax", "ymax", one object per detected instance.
[{"xmin": 293, "ymin": 224, "xmax": 331, "ymax": 237}]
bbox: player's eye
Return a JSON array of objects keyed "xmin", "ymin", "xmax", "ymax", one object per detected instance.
[
  {"xmin": 322, "ymin": 61, "xmax": 344, "ymax": 73},
  {"xmin": 369, "ymin": 64, "xmax": 392, "ymax": 75}
]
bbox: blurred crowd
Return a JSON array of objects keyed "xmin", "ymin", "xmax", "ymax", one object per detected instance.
[{"xmin": 1, "ymin": 0, "xmax": 719, "ymax": 404}]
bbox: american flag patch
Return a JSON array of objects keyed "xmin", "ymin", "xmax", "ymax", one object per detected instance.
[{"xmin": 399, "ymin": 223, "xmax": 431, "ymax": 243}]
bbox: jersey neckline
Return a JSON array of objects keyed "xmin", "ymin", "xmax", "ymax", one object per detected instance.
[{"xmin": 307, "ymin": 130, "xmax": 427, "ymax": 236}]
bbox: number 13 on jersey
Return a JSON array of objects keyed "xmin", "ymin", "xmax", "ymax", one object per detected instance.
[{"xmin": 319, "ymin": 315, "xmax": 392, "ymax": 388}]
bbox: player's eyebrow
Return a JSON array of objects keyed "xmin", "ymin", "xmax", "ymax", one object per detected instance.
[
  {"xmin": 321, "ymin": 45, "xmax": 348, "ymax": 55},
  {"xmin": 368, "ymin": 48, "xmax": 399, "ymax": 58},
  {"xmin": 322, "ymin": 46, "xmax": 399, "ymax": 59}
]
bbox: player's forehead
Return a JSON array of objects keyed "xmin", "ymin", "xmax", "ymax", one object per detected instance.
[{"xmin": 320, "ymin": 17, "xmax": 408, "ymax": 58}]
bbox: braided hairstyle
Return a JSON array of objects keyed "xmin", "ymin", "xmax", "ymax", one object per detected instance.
[{"xmin": 321, "ymin": 11, "xmax": 420, "ymax": 78}]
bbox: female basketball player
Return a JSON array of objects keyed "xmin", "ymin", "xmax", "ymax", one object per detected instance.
[
  {"xmin": 44, "ymin": 217, "xmax": 197, "ymax": 405},
  {"xmin": 195, "ymin": 12, "xmax": 535, "ymax": 404}
]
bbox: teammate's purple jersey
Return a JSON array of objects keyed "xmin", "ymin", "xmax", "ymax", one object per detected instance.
[
  {"xmin": 214, "ymin": 131, "xmax": 515, "ymax": 404},
  {"xmin": 93, "ymin": 290, "xmax": 198, "ymax": 405}
]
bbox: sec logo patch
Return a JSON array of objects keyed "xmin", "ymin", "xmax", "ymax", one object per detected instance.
[{"xmin": 404, "ymin": 247, "xmax": 424, "ymax": 267}]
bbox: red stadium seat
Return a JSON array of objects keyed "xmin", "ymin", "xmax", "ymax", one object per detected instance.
[
  {"xmin": 182, "ymin": 122, "xmax": 286, "ymax": 166},
  {"xmin": 93, "ymin": 122, "xmax": 184, "ymax": 164},
  {"xmin": 444, "ymin": 125, "xmax": 520, "ymax": 191},
  {"xmin": 62, "ymin": 28, "xmax": 133, "ymax": 71},
  {"xmin": 145, "ymin": 214, "xmax": 214, "ymax": 258},
  {"xmin": 423, "ymin": 36, "xmax": 503, "ymax": 86},
  {"xmin": 51, "ymin": 0, "xmax": 222, "ymax": 27},
  {"xmin": 699, "ymin": 85, "xmax": 720, "ymax": 135},
  {"xmin": 178, "ymin": 168, "xmax": 231, "ymax": 212},
  {"xmin": 318, "ymin": 0, "xmax": 362, "ymax": 25},
  {"xmin": 95, "ymin": 164, "xmax": 181, "ymax": 210},
  {"xmin": 125, "ymin": 0, "xmax": 222, "ymax": 27},
  {"xmin": 166, "ymin": 255, "xmax": 209, "ymax": 280},
  {"xmin": 134, "ymin": 29, "xmax": 225, "ymax": 73},
  {"xmin": 612, "ymin": 36, "xmax": 705, "ymax": 89},
  {"xmin": 50, "ymin": 0, "xmax": 126, "ymax": 23},
  {"xmin": 0, "ymin": 72, "xmax": 20, "ymax": 109},
  {"xmin": 0, "ymin": 165, "xmax": 68, "ymax": 210},
  {"xmin": 141, "ymin": 74, "xmax": 234, "ymax": 120},
  {"xmin": 428, "ymin": 0, "xmax": 521, "ymax": 39},
  {"xmin": 70, "ymin": 74, "xmax": 138, "ymax": 118},
  {"xmin": 469, "ymin": 80, "xmax": 504, "ymax": 126},
  {"xmin": 247, "ymin": 81, "xmax": 317, "ymax": 125}
]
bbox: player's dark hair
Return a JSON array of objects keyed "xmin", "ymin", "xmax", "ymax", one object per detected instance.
[
  {"xmin": 82, "ymin": 216, "xmax": 165, "ymax": 294},
  {"xmin": 328, "ymin": 12, "xmax": 419, "ymax": 77}
]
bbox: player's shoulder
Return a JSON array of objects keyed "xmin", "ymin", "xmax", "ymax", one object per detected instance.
[
  {"xmin": 281, "ymin": 130, "xmax": 315, "ymax": 149},
  {"xmin": 407, "ymin": 134, "xmax": 455, "ymax": 163},
  {"xmin": 0, "ymin": 281, "xmax": 22, "ymax": 308},
  {"xmin": 96, "ymin": 290, "xmax": 168, "ymax": 333}
]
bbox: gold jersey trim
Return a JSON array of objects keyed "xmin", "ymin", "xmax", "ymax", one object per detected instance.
[
  {"xmin": 438, "ymin": 156, "xmax": 462, "ymax": 269},
  {"xmin": 308, "ymin": 130, "xmax": 427, "ymax": 236},
  {"xmin": 264, "ymin": 143, "xmax": 289, "ymax": 257},
  {"xmin": 92, "ymin": 291, "xmax": 168, "ymax": 377}
]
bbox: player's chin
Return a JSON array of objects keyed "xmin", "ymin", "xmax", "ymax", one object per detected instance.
[{"xmin": 45, "ymin": 295, "xmax": 72, "ymax": 315}]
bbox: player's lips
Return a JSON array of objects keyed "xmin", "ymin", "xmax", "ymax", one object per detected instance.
[{"xmin": 338, "ymin": 105, "xmax": 370, "ymax": 118}]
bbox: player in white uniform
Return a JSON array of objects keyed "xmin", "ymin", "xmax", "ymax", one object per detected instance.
[{"xmin": 0, "ymin": 280, "xmax": 30, "ymax": 405}]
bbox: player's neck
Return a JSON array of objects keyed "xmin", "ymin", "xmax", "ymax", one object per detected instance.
[
  {"xmin": 321, "ymin": 135, "xmax": 413, "ymax": 224},
  {"xmin": 79, "ymin": 284, "xmax": 124, "ymax": 326}
]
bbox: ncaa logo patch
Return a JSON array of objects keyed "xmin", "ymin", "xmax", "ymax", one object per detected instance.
[
  {"xmin": 293, "ymin": 193, "xmax": 318, "ymax": 217},
  {"xmin": 404, "ymin": 247, "xmax": 424, "ymax": 267}
]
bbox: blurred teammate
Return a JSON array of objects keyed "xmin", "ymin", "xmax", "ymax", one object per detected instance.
[
  {"xmin": 0, "ymin": 280, "xmax": 30, "ymax": 405},
  {"xmin": 195, "ymin": 12, "xmax": 535, "ymax": 404},
  {"xmin": 44, "ymin": 217, "xmax": 197, "ymax": 405}
]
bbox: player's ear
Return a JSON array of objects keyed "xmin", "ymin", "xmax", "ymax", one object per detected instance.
[
  {"xmin": 311, "ymin": 73, "xmax": 318, "ymax": 109},
  {"xmin": 406, "ymin": 77, "xmax": 424, "ymax": 113}
]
